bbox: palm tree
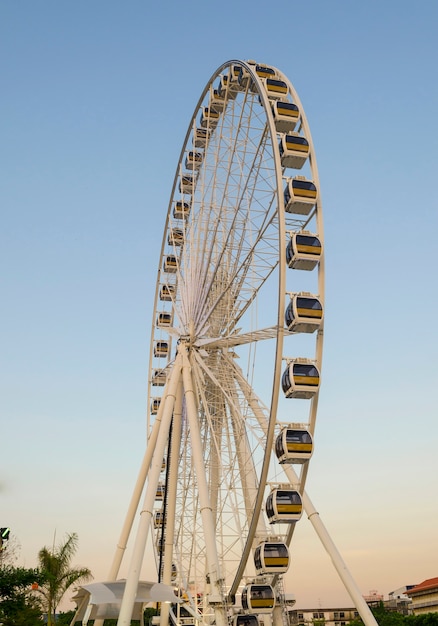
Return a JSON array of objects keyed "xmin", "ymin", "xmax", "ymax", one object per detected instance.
[{"xmin": 37, "ymin": 532, "xmax": 92, "ymax": 625}]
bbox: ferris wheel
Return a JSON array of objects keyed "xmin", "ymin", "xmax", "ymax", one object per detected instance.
[
  {"xmin": 109, "ymin": 61, "xmax": 377, "ymax": 626},
  {"xmin": 141, "ymin": 58, "xmax": 323, "ymax": 626}
]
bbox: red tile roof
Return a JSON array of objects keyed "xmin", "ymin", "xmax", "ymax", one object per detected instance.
[{"xmin": 409, "ymin": 578, "xmax": 438, "ymax": 595}]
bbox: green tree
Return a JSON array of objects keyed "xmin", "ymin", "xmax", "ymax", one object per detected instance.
[
  {"xmin": 37, "ymin": 532, "xmax": 92, "ymax": 625},
  {"xmin": 0, "ymin": 564, "xmax": 46, "ymax": 626}
]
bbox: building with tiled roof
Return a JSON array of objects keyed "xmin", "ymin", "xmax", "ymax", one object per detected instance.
[{"xmin": 407, "ymin": 577, "xmax": 438, "ymax": 615}]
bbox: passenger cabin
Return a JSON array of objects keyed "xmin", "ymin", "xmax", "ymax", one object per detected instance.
[
  {"xmin": 254, "ymin": 64, "xmax": 276, "ymax": 79},
  {"xmin": 179, "ymin": 175, "xmax": 196, "ymax": 194},
  {"xmin": 284, "ymin": 177, "xmax": 317, "ymax": 215},
  {"xmin": 151, "ymin": 397, "xmax": 161, "ymax": 414},
  {"xmin": 173, "ymin": 201, "xmax": 191, "ymax": 220},
  {"xmin": 272, "ymin": 101, "xmax": 300, "ymax": 133},
  {"xmin": 154, "ymin": 341, "xmax": 169, "ymax": 358},
  {"xmin": 168, "ymin": 228, "xmax": 184, "ymax": 247},
  {"xmin": 193, "ymin": 127, "xmax": 210, "ymax": 147},
  {"xmin": 233, "ymin": 615, "xmax": 259, "ymax": 626},
  {"xmin": 263, "ymin": 78, "xmax": 288, "ymax": 100},
  {"xmin": 200, "ymin": 106, "xmax": 220, "ymax": 129},
  {"xmin": 156, "ymin": 312, "xmax": 173, "ymax": 328},
  {"xmin": 254, "ymin": 541, "xmax": 290, "ymax": 574},
  {"xmin": 241, "ymin": 584, "xmax": 275, "ymax": 614},
  {"xmin": 238, "ymin": 66, "xmax": 252, "ymax": 90},
  {"xmin": 163, "ymin": 255, "xmax": 177, "ymax": 273},
  {"xmin": 286, "ymin": 232, "xmax": 322, "ymax": 271},
  {"xmin": 275, "ymin": 427, "xmax": 313, "ymax": 464},
  {"xmin": 209, "ymin": 87, "xmax": 226, "ymax": 112},
  {"xmin": 159, "ymin": 284, "xmax": 175, "ymax": 301},
  {"xmin": 155, "ymin": 484, "xmax": 165, "ymax": 501},
  {"xmin": 266, "ymin": 488, "xmax": 303, "ymax": 523},
  {"xmin": 285, "ymin": 293, "xmax": 323, "ymax": 333},
  {"xmin": 279, "ymin": 133, "xmax": 309, "ymax": 169},
  {"xmin": 154, "ymin": 510, "xmax": 164, "ymax": 528},
  {"xmin": 152, "ymin": 369, "xmax": 167, "ymax": 386},
  {"xmin": 218, "ymin": 74, "xmax": 238, "ymax": 99},
  {"xmin": 282, "ymin": 360, "xmax": 320, "ymax": 399},
  {"xmin": 185, "ymin": 151, "xmax": 203, "ymax": 170}
]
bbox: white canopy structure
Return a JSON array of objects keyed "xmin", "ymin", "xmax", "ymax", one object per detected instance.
[{"xmin": 70, "ymin": 581, "xmax": 181, "ymax": 625}]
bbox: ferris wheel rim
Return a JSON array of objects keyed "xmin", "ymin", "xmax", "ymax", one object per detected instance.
[{"xmin": 146, "ymin": 59, "xmax": 325, "ymax": 612}]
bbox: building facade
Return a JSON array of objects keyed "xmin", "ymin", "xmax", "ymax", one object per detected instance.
[{"xmin": 406, "ymin": 577, "xmax": 438, "ymax": 615}]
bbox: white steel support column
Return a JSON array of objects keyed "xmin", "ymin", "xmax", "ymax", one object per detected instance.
[
  {"xmin": 282, "ymin": 465, "xmax": 378, "ymax": 626},
  {"xmin": 117, "ymin": 355, "xmax": 183, "ymax": 626},
  {"xmin": 180, "ymin": 344, "xmax": 227, "ymax": 626},
  {"xmin": 159, "ymin": 378, "xmax": 184, "ymax": 626}
]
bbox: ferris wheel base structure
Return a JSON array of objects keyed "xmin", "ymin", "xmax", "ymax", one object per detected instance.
[{"xmin": 74, "ymin": 61, "xmax": 378, "ymax": 626}]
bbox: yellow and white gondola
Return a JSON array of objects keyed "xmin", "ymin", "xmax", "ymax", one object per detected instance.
[
  {"xmin": 281, "ymin": 359, "xmax": 320, "ymax": 399},
  {"xmin": 209, "ymin": 87, "xmax": 226, "ymax": 112},
  {"xmin": 185, "ymin": 151, "xmax": 203, "ymax": 171},
  {"xmin": 284, "ymin": 293, "xmax": 323, "ymax": 333},
  {"xmin": 262, "ymin": 78, "xmax": 288, "ymax": 100},
  {"xmin": 266, "ymin": 488, "xmax": 303, "ymax": 523},
  {"xmin": 193, "ymin": 126, "xmax": 210, "ymax": 147},
  {"xmin": 275, "ymin": 427, "xmax": 313, "ymax": 464},
  {"xmin": 159, "ymin": 284, "xmax": 175, "ymax": 301},
  {"xmin": 156, "ymin": 312, "xmax": 173, "ymax": 328},
  {"xmin": 286, "ymin": 231, "xmax": 322, "ymax": 271},
  {"xmin": 279, "ymin": 133, "xmax": 309, "ymax": 169},
  {"xmin": 152, "ymin": 369, "xmax": 167, "ymax": 386},
  {"xmin": 284, "ymin": 177, "xmax": 317, "ymax": 215},
  {"xmin": 233, "ymin": 615, "xmax": 259, "ymax": 626},
  {"xmin": 200, "ymin": 106, "xmax": 220, "ymax": 129},
  {"xmin": 163, "ymin": 255, "xmax": 177, "ymax": 273},
  {"xmin": 154, "ymin": 340, "xmax": 169, "ymax": 358},
  {"xmin": 155, "ymin": 483, "xmax": 165, "ymax": 501},
  {"xmin": 254, "ymin": 541, "xmax": 290, "ymax": 575},
  {"xmin": 241, "ymin": 584, "xmax": 275, "ymax": 613},
  {"xmin": 179, "ymin": 175, "xmax": 196, "ymax": 195},
  {"xmin": 272, "ymin": 101, "xmax": 300, "ymax": 133},
  {"xmin": 173, "ymin": 200, "xmax": 191, "ymax": 220},
  {"xmin": 168, "ymin": 228, "xmax": 184, "ymax": 247},
  {"xmin": 151, "ymin": 397, "xmax": 161, "ymax": 415},
  {"xmin": 218, "ymin": 74, "xmax": 238, "ymax": 100},
  {"xmin": 154, "ymin": 510, "xmax": 164, "ymax": 528}
]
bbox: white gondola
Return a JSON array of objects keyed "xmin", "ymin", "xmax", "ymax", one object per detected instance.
[
  {"xmin": 185, "ymin": 151, "xmax": 203, "ymax": 171},
  {"xmin": 262, "ymin": 78, "xmax": 288, "ymax": 100},
  {"xmin": 173, "ymin": 201, "xmax": 191, "ymax": 219},
  {"xmin": 286, "ymin": 232, "xmax": 322, "ymax": 271},
  {"xmin": 241, "ymin": 584, "xmax": 275, "ymax": 614},
  {"xmin": 154, "ymin": 510, "xmax": 164, "ymax": 528},
  {"xmin": 233, "ymin": 616, "xmax": 259, "ymax": 626},
  {"xmin": 218, "ymin": 74, "xmax": 238, "ymax": 100},
  {"xmin": 163, "ymin": 255, "xmax": 177, "ymax": 273},
  {"xmin": 272, "ymin": 101, "xmax": 300, "ymax": 133},
  {"xmin": 238, "ymin": 66, "xmax": 252, "ymax": 90},
  {"xmin": 200, "ymin": 106, "xmax": 220, "ymax": 129},
  {"xmin": 285, "ymin": 293, "xmax": 323, "ymax": 333},
  {"xmin": 209, "ymin": 87, "xmax": 226, "ymax": 112},
  {"xmin": 254, "ymin": 64, "xmax": 276, "ymax": 79},
  {"xmin": 151, "ymin": 397, "xmax": 161, "ymax": 414},
  {"xmin": 266, "ymin": 488, "xmax": 303, "ymax": 523},
  {"xmin": 284, "ymin": 177, "xmax": 317, "ymax": 215},
  {"xmin": 179, "ymin": 174, "xmax": 196, "ymax": 194},
  {"xmin": 279, "ymin": 133, "xmax": 309, "ymax": 169},
  {"xmin": 254, "ymin": 541, "xmax": 290, "ymax": 574},
  {"xmin": 155, "ymin": 483, "xmax": 165, "ymax": 501},
  {"xmin": 159, "ymin": 284, "xmax": 175, "ymax": 301},
  {"xmin": 275, "ymin": 427, "xmax": 313, "ymax": 464},
  {"xmin": 152, "ymin": 369, "xmax": 167, "ymax": 386},
  {"xmin": 193, "ymin": 127, "xmax": 210, "ymax": 147},
  {"xmin": 156, "ymin": 312, "xmax": 173, "ymax": 328},
  {"xmin": 282, "ymin": 359, "xmax": 320, "ymax": 399},
  {"xmin": 154, "ymin": 341, "xmax": 169, "ymax": 358},
  {"xmin": 168, "ymin": 228, "xmax": 184, "ymax": 247}
]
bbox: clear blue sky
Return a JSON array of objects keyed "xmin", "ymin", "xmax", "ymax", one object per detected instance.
[{"xmin": 1, "ymin": 0, "xmax": 438, "ymax": 610}]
